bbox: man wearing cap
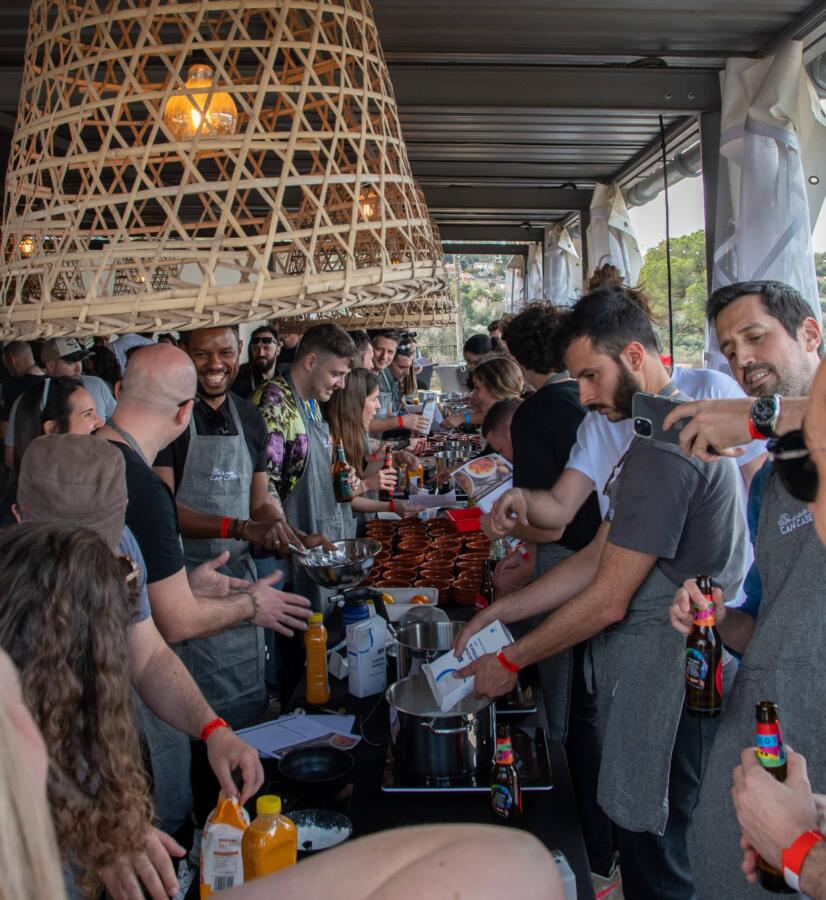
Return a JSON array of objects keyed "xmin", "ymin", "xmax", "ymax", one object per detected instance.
[
  {"xmin": 16, "ymin": 433, "xmax": 264, "ymax": 900},
  {"xmin": 4, "ymin": 337, "xmax": 116, "ymax": 466}
]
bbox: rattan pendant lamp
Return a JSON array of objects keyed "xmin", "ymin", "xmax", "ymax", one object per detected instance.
[{"xmin": 0, "ymin": 0, "xmax": 447, "ymax": 338}]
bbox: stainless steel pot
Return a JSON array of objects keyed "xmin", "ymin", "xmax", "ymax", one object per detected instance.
[
  {"xmin": 386, "ymin": 674, "xmax": 494, "ymax": 777},
  {"xmin": 395, "ymin": 620, "xmax": 463, "ymax": 679}
]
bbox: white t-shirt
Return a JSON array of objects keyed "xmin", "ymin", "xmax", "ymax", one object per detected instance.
[{"xmin": 566, "ymin": 366, "xmax": 766, "ymax": 517}]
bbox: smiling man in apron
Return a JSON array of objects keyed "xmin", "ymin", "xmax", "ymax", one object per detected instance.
[
  {"xmin": 458, "ymin": 287, "xmax": 747, "ymax": 900},
  {"xmin": 660, "ymin": 281, "xmax": 826, "ymax": 898},
  {"xmin": 252, "ymin": 324, "xmax": 356, "ymax": 609}
]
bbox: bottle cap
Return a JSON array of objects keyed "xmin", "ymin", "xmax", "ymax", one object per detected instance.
[
  {"xmin": 308, "ymin": 612, "xmax": 324, "ymax": 624},
  {"xmin": 256, "ymin": 795, "xmax": 281, "ymax": 815}
]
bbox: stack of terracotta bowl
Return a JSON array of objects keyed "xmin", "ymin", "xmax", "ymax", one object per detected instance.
[{"xmin": 363, "ymin": 517, "xmax": 491, "ymax": 605}]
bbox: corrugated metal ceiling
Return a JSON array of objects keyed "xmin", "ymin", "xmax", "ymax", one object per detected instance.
[{"xmin": 0, "ymin": 1, "xmax": 823, "ymax": 235}]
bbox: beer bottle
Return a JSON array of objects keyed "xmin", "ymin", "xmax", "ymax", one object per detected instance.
[
  {"xmin": 475, "ymin": 558, "xmax": 495, "ymax": 611},
  {"xmin": 491, "ymin": 723, "xmax": 522, "ymax": 823},
  {"xmin": 684, "ymin": 575, "xmax": 723, "ymax": 718},
  {"xmin": 378, "ymin": 448, "xmax": 394, "ymax": 502},
  {"xmin": 490, "ymin": 537, "xmax": 508, "ymax": 571},
  {"xmin": 332, "ymin": 442, "xmax": 353, "ymax": 504},
  {"xmin": 754, "ymin": 701, "xmax": 796, "ymax": 893}
]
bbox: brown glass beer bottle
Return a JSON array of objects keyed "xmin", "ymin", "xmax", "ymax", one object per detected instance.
[
  {"xmin": 491, "ymin": 724, "xmax": 522, "ymax": 823},
  {"xmin": 684, "ymin": 575, "xmax": 723, "ymax": 718},
  {"xmin": 755, "ymin": 701, "xmax": 795, "ymax": 893},
  {"xmin": 378, "ymin": 448, "xmax": 394, "ymax": 502},
  {"xmin": 332, "ymin": 442, "xmax": 353, "ymax": 504}
]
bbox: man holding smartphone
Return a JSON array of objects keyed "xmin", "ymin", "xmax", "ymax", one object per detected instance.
[{"xmin": 460, "ymin": 285, "xmax": 747, "ymax": 899}]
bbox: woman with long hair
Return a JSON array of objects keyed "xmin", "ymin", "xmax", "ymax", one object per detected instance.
[
  {"xmin": 442, "ymin": 354, "xmax": 524, "ymax": 431},
  {"xmin": 0, "ymin": 523, "xmax": 157, "ymax": 897},
  {"xmin": 0, "ymin": 377, "xmax": 105, "ymax": 527},
  {"xmin": 324, "ymin": 368, "xmax": 417, "ymax": 520}
]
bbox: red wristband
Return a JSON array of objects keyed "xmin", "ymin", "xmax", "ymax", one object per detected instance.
[
  {"xmin": 219, "ymin": 516, "xmax": 232, "ymax": 539},
  {"xmin": 388, "ymin": 499, "xmax": 395, "ymax": 512},
  {"xmin": 201, "ymin": 717, "xmax": 230, "ymax": 743},
  {"xmin": 782, "ymin": 829, "xmax": 824, "ymax": 890},
  {"xmin": 747, "ymin": 418, "xmax": 764, "ymax": 441},
  {"xmin": 397, "ymin": 415, "xmax": 404, "ymax": 428},
  {"xmin": 496, "ymin": 648, "xmax": 521, "ymax": 673}
]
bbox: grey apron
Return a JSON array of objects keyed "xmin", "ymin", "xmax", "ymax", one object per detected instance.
[
  {"xmin": 281, "ymin": 373, "xmax": 350, "ymax": 612},
  {"xmin": 107, "ymin": 423, "xmax": 195, "ymax": 831},
  {"xmin": 173, "ymin": 394, "xmax": 268, "ymax": 728},
  {"xmin": 688, "ymin": 472, "xmax": 826, "ymax": 899},
  {"xmin": 510, "ymin": 541, "xmax": 576, "ymax": 743},
  {"xmin": 588, "ymin": 564, "xmax": 687, "ymax": 834}
]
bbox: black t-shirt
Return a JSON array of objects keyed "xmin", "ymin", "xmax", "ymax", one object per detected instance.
[
  {"xmin": 231, "ymin": 364, "xmax": 271, "ymax": 401},
  {"xmin": 111, "ymin": 441, "xmax": 184, "ymax": 585},
  {"xmin": 155, "ymin": 393, "xmax": 268, "ymax": 491},
  {"xmin": 1, "ymin": 373, "xmax": 45, "ymax": 422},
  {"xmin": 510, "ymin": 379, "xmax": 601, "ymax": 552}
]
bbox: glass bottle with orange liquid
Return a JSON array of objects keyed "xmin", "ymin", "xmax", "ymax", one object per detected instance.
[
  {"xmin": 305, "ymin": 612, "xmax": 330, "ymax": 705},
  {"xmin": 242, "ymin": 795, "xmax": 298, "ymax": 881}
]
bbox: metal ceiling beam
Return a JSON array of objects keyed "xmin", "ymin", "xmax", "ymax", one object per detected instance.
[
  {"xmin": 442, "ymin": 242, "xmax": 528, "ymax": 256},
  {"xmin": 438, "ymin": 225, "xmax": 545, "ymax": 242},
  {"xmin": 422, "ymin": 186, "xmax": 591, "ymax": 212},
  {"xmin": 390, "ymin": 65, "xmax": 721, "ymax": 114}
]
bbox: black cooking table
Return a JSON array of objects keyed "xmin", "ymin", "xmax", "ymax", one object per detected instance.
[{"xmin": 187, "ymin": 608, "xmax": 596, "ymax": 900}]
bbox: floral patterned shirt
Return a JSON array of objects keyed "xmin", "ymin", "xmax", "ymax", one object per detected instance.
[{"xmin": 251, "ymin": 376, "xmax": 308, "ymax": 501}]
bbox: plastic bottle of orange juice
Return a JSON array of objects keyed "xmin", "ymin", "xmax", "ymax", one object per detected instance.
[
  {"xmin": 200, "ymin": 792, "xmax": 249, "ymax": 898},
  {"xmin": 242, "ymin": 795, "xmax": 298, "ymax": 880},
  {"xmin": 305, "ymin": 612, "xmax": 330, "ymax": 705}
]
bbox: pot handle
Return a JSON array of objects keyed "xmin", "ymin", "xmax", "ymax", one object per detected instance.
[{"xmin": 424, "ymin": 718, "xmax": 471, "ymax": 736}]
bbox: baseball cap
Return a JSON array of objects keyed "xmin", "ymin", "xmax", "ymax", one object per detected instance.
[
  {"xmin": 17, "ymin": 434, "xmax": 127, "ymax": 551},
  {"xmin": 41, "ymin": 337, "xmax": 91, "ymax": 363}
]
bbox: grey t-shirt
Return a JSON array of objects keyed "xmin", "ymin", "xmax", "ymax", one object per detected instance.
[
  {"xmin": 607, "ymin": 436, "xmax": 747, "ymax": 597},
  {"xmin": 5, "ymin": 374, "xmax": 115, "ymax": 448},
  {"xmin": 117, "ymin": 524, "xmax": 151, "ymax": 625}
]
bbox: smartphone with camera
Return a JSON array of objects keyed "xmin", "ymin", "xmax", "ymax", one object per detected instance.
[{"xmin": 631, "ymin": 392, "xmax": 687, "ymax": 446}]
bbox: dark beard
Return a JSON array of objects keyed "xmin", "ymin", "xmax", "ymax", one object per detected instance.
[
  {"xmin": 612, "ymin": 363, "xmax": 639, "ymax": 419},
  {"xmin": 251, "ymin": 357, "xmax": 275, "ymax": 375}
]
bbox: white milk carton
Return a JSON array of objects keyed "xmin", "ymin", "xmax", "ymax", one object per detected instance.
[
  {"xmin": 347, "ymin": 615, "xmax": 387, "ymax": 698},
  {"xmin": 423, "ymin": 620, "xmax": 513, "ymax": 711}
]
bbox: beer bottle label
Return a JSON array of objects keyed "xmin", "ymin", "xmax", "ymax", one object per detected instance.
[
  {"xmin": 474, "ymin": 593, "xmax": 489, "ymax": 611},
  {"xmin": 491, "ymin": 783, "xmax": 515, "ymax": 817},
  {"xmin": 756, "ymin": 721, "xmax": 786, "ymax": 768},
  {"xmin": 685, "ymin": 648, "xmax": 709, "ymax": 688},
  {"xmin": 685, "ymin": 650, "xmax": 722, "ymax": 693},
  {"xmin": 693, "ymin": 606, "xmax": 716, "ymax": 627}
]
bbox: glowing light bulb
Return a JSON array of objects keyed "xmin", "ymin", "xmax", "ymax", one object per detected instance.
[
  {"xmin": 19, "ymin": 234, "xmax": 34, "ymax": 258},
  {"xmin": 163, "ymin": 64, "xmax": 238, "ymax": 142},
  {"xmin": 358, "ymin": 188, "xmax": 379, "ymax": 221}
]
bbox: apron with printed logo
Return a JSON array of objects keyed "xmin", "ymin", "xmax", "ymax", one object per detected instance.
[
  {"xmin": 687, "ymin": 472, "xmax": 826, "ymax": 898},
  {"xmin": 174, "ymin": 394, "xmax": 267, "ymax": 728}
]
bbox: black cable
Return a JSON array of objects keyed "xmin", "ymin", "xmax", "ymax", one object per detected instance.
[{"xmin": 658, "ymin": 115, "xmax": 675, "ymax": 365}]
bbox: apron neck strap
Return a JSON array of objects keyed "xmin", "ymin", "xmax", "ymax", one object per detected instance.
[{"xmin": 108, "ymin": 420, "xmax": 151, "ymax": 467}]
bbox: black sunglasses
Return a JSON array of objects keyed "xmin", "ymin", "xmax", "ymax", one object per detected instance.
[
  {"xmin": 769, "ymin": 429, "xmax": 825, "ymax": 503},
  {"xmin": 251, "ymin": 336, "xmax": 278, "ymax": 346}
]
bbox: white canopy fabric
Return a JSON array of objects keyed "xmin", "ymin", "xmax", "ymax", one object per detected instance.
[
  {"xmin": 707, "ymin": 39, "xmax": 826, "ymax": 369},
  {"xmin": 525, "ymin": 243, "xmax": 544, "ymax": 305},
  {"xmin": 505, "ymin": 255, "xmax": 525, "ymax": 313},
  {"xmin": 586, "ymin": 183, "xmax": 643, "ymax": 287},
  {"xmin": 543, "ymin": 224, "xmax": 581, "ymax": 306}
]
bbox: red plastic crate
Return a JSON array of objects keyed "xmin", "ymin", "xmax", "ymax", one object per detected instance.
[{"xmin": 446, "ymin": 507, "xmax": 482, "ymax": 532}]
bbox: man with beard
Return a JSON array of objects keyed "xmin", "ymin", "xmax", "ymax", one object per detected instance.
[
  {"xmin": 459, "ymin": 285, "xmax": 747, "ymax": 899},
  {"xmin": 661, "ymin": 281, "xmax": 825, "ymax": 899},
  {"xmin": 232, "ymin": 324, "xmax": 281, "ymax": 400}
]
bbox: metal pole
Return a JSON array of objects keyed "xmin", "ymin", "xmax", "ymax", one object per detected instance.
[{"xmin": 453, "ymin": 253, "xmax": 463, "ymax": 360}]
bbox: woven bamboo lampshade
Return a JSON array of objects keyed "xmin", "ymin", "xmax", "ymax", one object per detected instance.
[{"xmin": 0, "ymin": 0, "xmax": 446, "ymax": 339}]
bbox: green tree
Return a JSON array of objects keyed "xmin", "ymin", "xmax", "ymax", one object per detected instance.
[{"xmin": 639, "ymin": 230, "xmax": 708, "ymax": 366}]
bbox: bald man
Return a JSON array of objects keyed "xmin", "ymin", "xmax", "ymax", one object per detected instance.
[
  {"xmin": 96, "ymin": 344, "xmax": 312, "ymax": 832},
  {"xmin": 0, "ymin": 341, "xmax": 44, "ymax": 438}
]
